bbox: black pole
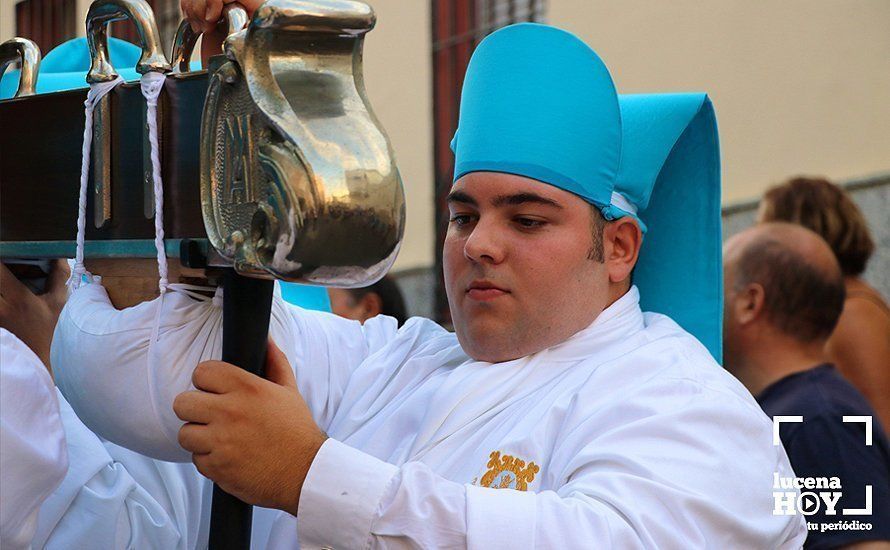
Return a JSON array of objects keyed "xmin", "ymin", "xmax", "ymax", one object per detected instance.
[{"xmin": 209, "ymin": 268, "xmax": 275, "ymax": 549}]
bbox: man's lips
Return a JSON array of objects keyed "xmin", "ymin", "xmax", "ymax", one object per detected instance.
[{"xmin": 466, "ymin": 281, "xmax": 509, "ymax": 301}]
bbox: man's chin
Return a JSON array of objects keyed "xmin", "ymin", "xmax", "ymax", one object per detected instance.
[
  {"xmin": 462, "ymin": 343, "xmax": 518, "ymax": 364},
  {"xmin": 456, "ymin": 307, "xmax": 508, "ymax": 332},
  {"xmin": 454, "ymin": 317, "xmax": 518, "ymax": 363}
]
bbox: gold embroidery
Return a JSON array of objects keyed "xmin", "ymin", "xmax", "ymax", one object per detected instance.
[
  {"xmin": 479, "ymin": 451, "xmax": 540, "ymax": 491},
  {"xmin": 498, "ymin": 473, "xmax": 514, "ymax": 488}
]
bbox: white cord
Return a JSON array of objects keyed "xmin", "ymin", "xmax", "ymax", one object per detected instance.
[
  {"xmin": 139, "ymin": 71, "xmax": 171, "ymax": 342},
  {"xmin": 73, "ymin": 73, "xmax": 212, "ymax": 341},
  {"xmin": 69, "ymin": 77, "xmax": 124, "ymax": 290},
  {"xmin": 140, "ymin": 71, "xmax": 168, "ymax": 295}
]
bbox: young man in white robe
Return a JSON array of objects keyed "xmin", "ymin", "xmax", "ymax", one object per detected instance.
[{"xmin": 49, "ymin": 22, "xmax": 807, "ymax": 549}]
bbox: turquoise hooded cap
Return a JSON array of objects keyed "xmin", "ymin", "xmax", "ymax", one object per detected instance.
[
  {"xmin": 452, "ymin": 23, "xmax": 722, "ymax": 361},
  {"xmin": 1, "ymin": 37, "xmax": 142, "ymax": 99}
]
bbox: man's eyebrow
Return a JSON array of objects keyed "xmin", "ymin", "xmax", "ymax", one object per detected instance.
[
  {"xmin": 446, "ymin": 190, "xmax": 563, "ymax": 209},
  {"xmin": 491, "ymin": 193, "xmax": 563, "ymax": 209},
  {"xmin": 446, "ymin": 191, "xmax": 478, "ymax": 206}
]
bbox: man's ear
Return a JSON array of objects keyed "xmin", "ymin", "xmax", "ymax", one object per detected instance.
[
  {"xmin": 735, "ymin": 283, "xmax": 766, "ymax": 326},
  {"xmin": 603, "ymin": 217, "xmax": 643, "ymax": 284}
]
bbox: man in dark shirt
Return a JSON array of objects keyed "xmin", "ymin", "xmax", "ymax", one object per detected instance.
[{"xmin": 723, "ymin": 222, "xmax": 890, "ymax": 549}]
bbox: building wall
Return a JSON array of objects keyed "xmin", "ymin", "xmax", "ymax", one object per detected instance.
[
  {"xmin": 363, "ymin": 0, "xmax": 434, "ymax": 272},
  {"xmin": 1, "ymin": 0, "xmax": 17, "ymax": 42},
  {"xmin": 547, "ymin": 0, "xmax": 890, "ymax": 204}
]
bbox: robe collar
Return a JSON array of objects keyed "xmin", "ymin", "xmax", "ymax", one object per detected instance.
[
  {"xmin": 470, "ymin": 285, "xmax": 646, "ymax": 368},
  {"xmin": 540, "ymin": 284, "xmax": 645, "ymax": 364}
]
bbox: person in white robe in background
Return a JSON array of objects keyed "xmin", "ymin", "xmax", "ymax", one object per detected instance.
[
  {"xmin": 0, "ymin": 328, "xmax": 67, "ymax": 549},
  {"xmin": 45, "ymin": 21, "xmax": 809, "ymax": 550},
  {"xmin": 0, "ymin": 266, "xmax": 208, "ymax": 549},
  {"xmin": 31, "ymin": 391, "xmax": 209, "ymax": 549}
]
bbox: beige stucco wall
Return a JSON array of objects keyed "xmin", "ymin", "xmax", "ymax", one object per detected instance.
[
  {"xmin": 0, "ymin": 0, "xmax": 16, "ymax": 42},
  {"xmin": 548, "ymin": 0, "xmax": 890, "ymax": 203},
  {"xmin": 363, "ymin": 0, "xmax": 434, "ymax": 271}
]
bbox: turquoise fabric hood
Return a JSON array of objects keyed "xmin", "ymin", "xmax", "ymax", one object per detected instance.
[
  {"xmin": 1, "ymin": 37, "xmax": 142, "ymax": 99},
  {"xmin": 452, "ymin": 23, "xmax": 722, "ymax": 361}
]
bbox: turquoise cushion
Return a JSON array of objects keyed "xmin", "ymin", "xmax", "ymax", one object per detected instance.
[{"xmin": 1, "ymin": 37, "xmax": 142, "ymax": 99}]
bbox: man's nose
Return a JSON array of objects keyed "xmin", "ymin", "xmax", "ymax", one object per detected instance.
[{"xmin": 464, "ymin": 219, "xmax": 505, "ymax": 264}]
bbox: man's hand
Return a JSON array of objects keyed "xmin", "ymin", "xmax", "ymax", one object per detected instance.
[
  {"xmin": 173, "ymin": 340, "xmax": 327, "ymax": 516},
  {"xmin": 180, "ymin": 0, "xmax": 263, "ymax": 33},
  {"xmin": 0, "ymin": 260, "xmax": 69, "ymax": 373},
  {"xmin": 180, "ymin": 0, "xmax": 263, "ymax": 65}
]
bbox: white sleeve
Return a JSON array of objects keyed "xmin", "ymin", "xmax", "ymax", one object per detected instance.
[
  {"xmin": 32, "ymin": 391, "xmax": 204, "ymax": 550},
  {"xmin": 0, "ymin": 329, "xmax": 68, "ymax": 550},
  {"xmin": 297, "ymin": 396, "xmax": 808, "ymax": 550},
  {"xmin": 52, "ymin": 282, "xmax": 400, "ymax": 461},
  {"xmin": 51, "ymin": 283, "xmax": 223, "ymax": 461},
  {"xmin": 274, "ymin": 302, "xmax": 401, "ymax": 431}
]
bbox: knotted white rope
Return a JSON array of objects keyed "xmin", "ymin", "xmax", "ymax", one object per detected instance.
[
  {"xmin": 140, "ymin": 71, "xmax": 168, "ymax": 295},
  {"xmin": 69, "ymin": 76, "xmax": 124, "ymax": 290},
  {"xmin": 139, "ymin": 71, "xmax": 172, "ymax": 342},
  {"xmin": 73, "ymin": 72, "xmax": 214, "ymax": 341}
]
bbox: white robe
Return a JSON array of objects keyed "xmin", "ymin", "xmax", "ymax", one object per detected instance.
[
  {"xmin": 0, "ymin": 329, "xmax": 67, "ymax": 549},
  {"xmin": 49, "ymin": 283, "xmax": 330, "ymax": 548},
  {"xmin": 32, "ymin": 390, "xmax": 207, "ymax": 549},
  {"xmin": 29, "ymin": 387, "xmax": 286, "ymax": 550},
  {"xmin": 53, "ymin": 284, "xmax": 807, "ymax": 548},
  {"xmin": 1, "ymin": 328, "xmax": 203, "ymax": 548}
]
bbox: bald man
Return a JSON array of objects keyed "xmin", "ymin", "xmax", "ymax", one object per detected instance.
[{"xmin": 723, "ymin": 222, "xmax": 890, "ymax": 549}]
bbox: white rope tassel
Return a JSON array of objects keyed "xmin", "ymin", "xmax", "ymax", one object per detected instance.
[
  {"xmin": 69, "ymin": 77, "xmax": 125, "ymax": 290},
  {"xmin": 140, "ymin": 71, "xmax": 168, "ymax": 295}
]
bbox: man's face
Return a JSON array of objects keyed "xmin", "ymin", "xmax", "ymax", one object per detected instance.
[{"xmin": 443, "ymin": 172, "xmax": 611, "ymax": 362}]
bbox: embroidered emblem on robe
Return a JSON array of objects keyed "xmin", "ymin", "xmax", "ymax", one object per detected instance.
[{"xmin": 478, "ymin": 451, "xmax": 540, "ymax": 491}]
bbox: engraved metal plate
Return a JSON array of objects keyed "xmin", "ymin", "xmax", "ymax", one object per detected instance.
[{"xmin": 200, "ymin": 0, "xmax": 405, "ymax": 286}]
